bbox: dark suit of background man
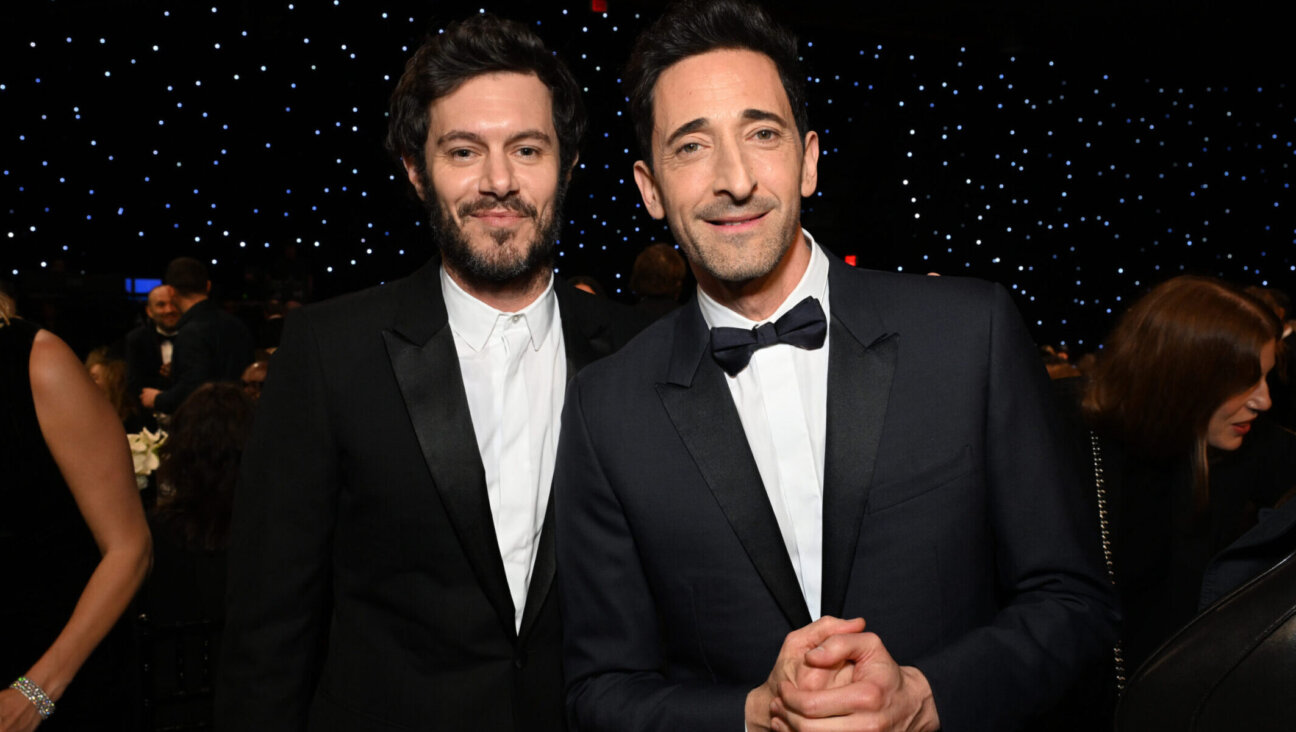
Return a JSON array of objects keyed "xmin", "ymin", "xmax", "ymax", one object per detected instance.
[
  {"xmin": 554, "ymin": 2, "xmax": 1119, "ymax": 731},
  {"xmin": 125, "ymin": 283, "xmax": 181, "ymax": 397},
  {"xmin": 140, "ymin": 257, "xmax": 254, "ymax": 414},
  {"xmin": 216, "ymin": 15, "xmax": 644, "ymax": 732}
]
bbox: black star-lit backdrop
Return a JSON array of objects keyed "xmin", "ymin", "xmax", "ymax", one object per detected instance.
[{"xmin": 2, "ymin": 1, "xmax": 1291, "ymax": 354}]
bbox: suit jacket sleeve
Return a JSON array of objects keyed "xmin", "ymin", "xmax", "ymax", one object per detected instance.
[
  {"xmin": 912, "ymin": 284, "xmax": 1119, "ymax": 729},
  {"xmin": 154, "ymin": 322, "xmax": 212, "ymax": 413},
  {"xmin": 555, "ymin": 375, "xmax": 751, "ymax": 731},
  {"xmin": 216, "ymin": 310, "xmax": 338, "ymax": 730}
]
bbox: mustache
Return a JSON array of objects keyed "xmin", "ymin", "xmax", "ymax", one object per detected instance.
[
  {"xmin": 457, "ymin": 197, "xmax": 538, "ymax": 219},
  {"xmin": 696, "ymin": 197, "xmax": 776, "ymax": 221}
]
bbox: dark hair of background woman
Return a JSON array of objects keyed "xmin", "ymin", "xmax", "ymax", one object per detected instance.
[
  {"xmin": 1083, "ymin": 275, "xmax": 1281, "ymax": 500},
  {"xmin": 154, "ymin": 382, "xmax": 255, "ymax": 551}
]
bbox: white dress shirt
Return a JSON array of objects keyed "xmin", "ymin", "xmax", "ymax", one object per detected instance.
[
  {"xmin": 157, "ymin": 326, "xmax": 175, "ymax": 366},
  {"xmin": 697, "ymin": 232, "xmax": 831, "ymax": 619},
  {"xmin": 441, "ymin": 267, "xmax": 567, "ymax": 631}
]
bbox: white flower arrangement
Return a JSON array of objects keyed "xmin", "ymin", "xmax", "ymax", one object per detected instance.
[{"xmin": 128, "ymin": 427, "xmax": 168, "ymax": 490}]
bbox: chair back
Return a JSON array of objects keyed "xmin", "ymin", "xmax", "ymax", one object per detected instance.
[
  {"xmin": 1115, "ymin": 549, "xmax": 1296, "ymax": 731},
  {"xmin": 137, "ymin": 612, "xmax": 222, "ymax": 732}
]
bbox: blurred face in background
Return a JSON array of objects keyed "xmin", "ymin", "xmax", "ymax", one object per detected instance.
[
  {"xmin": 89, "ymin": 363, "xmax": 111, "ymax": 393},
  {"xmin": 1206, "ymin": 339, "xmax": 1276, "ymax": 450},
  {"xmin": 147, "ymin": 285, "xmax": 181, "ymax": 331},
  {"xmin": 242, "ymin": 361, "xmax": 268, "ymax": 402}
]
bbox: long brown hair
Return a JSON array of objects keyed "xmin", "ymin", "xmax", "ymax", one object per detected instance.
[
  {"xmin": 1084, "ymin": 275, "xmax": 1280, "ymax": 498},
  {"xmin": 155, "ymin": 382, "xmax": 254, "ymax": 550}
]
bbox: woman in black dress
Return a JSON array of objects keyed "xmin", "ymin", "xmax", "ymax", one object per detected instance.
[
  {"xmin": 1082, "ymin": 275, "xmax": 1294, "ymax": 673},
  {"xmin": 0, "ymin": 292, "xmax": 152, "ymax": 731}
]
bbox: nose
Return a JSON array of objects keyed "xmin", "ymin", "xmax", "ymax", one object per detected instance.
[
  {"xmin": 479, "ymin": 151, "xmax": 517, "ymax": 198},
  {"xmin": 711, "ymin": 138, "xmax": 756, "ymax": 201},
  {"xmin": 1247, "ymin": 378, "xmax": 1273, "ymax": 412}
]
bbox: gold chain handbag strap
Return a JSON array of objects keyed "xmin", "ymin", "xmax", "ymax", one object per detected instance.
[{"xmin": 1089, "ymin": 430, "xmax": 1127, "ymax": 692}]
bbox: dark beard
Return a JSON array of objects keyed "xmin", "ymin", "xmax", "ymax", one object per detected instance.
[{"xmin": 420, "ymin": 169, "xmax": 565, "ymax": 288}]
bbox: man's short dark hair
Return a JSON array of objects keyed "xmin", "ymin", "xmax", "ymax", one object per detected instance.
[
  {"xmin": 165, "ymin": 257, "xmax": 209, "ymax": 297},
  {"xmin": 386, "ymin": 14, "xmax": 586, "ymax": 180},
  {"xmin": 623, "ymin": 0, "xmax": 808, "ymax": 167}
]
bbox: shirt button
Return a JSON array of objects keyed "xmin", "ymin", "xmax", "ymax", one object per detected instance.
[{"xmin": 511, "ymin": 315, "xmax": 522, "ymax": 323}]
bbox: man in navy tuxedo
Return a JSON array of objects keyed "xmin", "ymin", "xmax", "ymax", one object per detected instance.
[{"xmin": 554, "ymin": 2, "xmax": 1118, "ymax": 731}]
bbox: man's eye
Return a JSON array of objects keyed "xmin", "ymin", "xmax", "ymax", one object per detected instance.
[
  {"xmin": 517, "ymin": 146, "xmax": 538, "ymax": 157},
  {"xmin": 753, "ymin": 129, "xmax": 776, "ymax": 141},
  {"xmin": 450, "ymin": 149, "xmax": 474, "ymax": 159},
  {"xmin": 678, "ymin": 142, "xmax": 701, "ymax": 155}
]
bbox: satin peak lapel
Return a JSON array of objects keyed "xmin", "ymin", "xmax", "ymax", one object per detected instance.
[
  {"xmin": 518, "ymin": 493, "xmax": 555, "ymax": 641},
  {"xmin": 655, "ymin": 304, "xmax": 812, "ymax": 629},
  {"xmin": 819, "ymin": 260, "xmax": 898, "ymax": 619},
  {"xmin": 383, "ymin": 267, "xmax": 517, "ymax": 641}
]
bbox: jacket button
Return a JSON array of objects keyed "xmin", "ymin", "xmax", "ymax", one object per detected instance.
[{"xmin": 514, "ymin": 654, "xmax": 526, "ymax": 669}]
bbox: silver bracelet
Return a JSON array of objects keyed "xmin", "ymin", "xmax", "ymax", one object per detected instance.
[{"xmin": 10, "ymin": 676, "xmax": 56, "ymax": 719}]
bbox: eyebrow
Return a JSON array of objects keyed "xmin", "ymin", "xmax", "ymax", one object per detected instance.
[
  {"xmin": 741, "ymin": 108, "xmax": 788, "ymax": 127},
  {"xmin": 663, "ymin": 118, "xmax": 707, "ymax": 149},
  {"xmin": 662, "ymin": 109, "xmax": 790, "ymax": 148},
  {"xmin": 435, "ymin": 129, "xmax": 554, "ymax": 147}
]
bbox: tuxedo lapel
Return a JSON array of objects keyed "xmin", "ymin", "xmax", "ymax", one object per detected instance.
[
  {"xmin": 383, "ymin": 260, "xmax": 517, "ymax": 641},
  {"xmin": 819, "ymin": 259, "xmax": 898, "ymax": 619},
  {"xmin": 518, "ymin": 493, "xmax": 555, "ymax": 640},
  {"xmin": 656, "ymin": 303, "xmax": 812, "ymax": 629},
  {"xmin": 555, "ymin": 284, "xmax": 601, "ymax": 384}
]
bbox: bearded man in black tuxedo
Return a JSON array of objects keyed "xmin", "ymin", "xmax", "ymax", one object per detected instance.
[
  {"xmin": 216, "ymin": 15, "xmax": 644, "ymax": 731},
  {"xmin": 554, "ymin": 2, "xmax": 1118, "ymax": 731}
]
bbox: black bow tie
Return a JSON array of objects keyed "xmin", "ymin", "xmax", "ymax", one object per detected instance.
[{"xmin": 710, "ymin": 296, "xmax": 827, "ymax": 376}]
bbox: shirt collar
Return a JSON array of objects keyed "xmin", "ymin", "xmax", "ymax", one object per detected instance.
[
  {"xmin": 440, "ymin": 267, "xmax": 557, "ymax": 353},
  {"xmin": 698, "ymin": 229, "xmax": 831, "ymax": 330}
]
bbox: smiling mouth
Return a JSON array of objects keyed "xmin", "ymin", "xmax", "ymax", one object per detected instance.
[
  {"xmin": 468, "ymin": 210, "xmax": 534, "ymax": 231},
  {"xmin": 706, "ymin": 212, "xmax": 768, "ymax": 228},
  {"xmin": 459, "ymin": 197, "xmax": 537, "ymax": 225},
  {"xmin": 473, "ymin": 210, "xmax": 524, "ymax": 220}
]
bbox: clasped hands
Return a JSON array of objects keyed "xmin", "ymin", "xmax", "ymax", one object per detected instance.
[{"xmin": 746, "ymin": 616, "xmax": 942, "ymax": 732}]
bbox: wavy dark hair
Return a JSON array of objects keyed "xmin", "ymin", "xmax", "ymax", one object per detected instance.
[
  {"xmin": 623, "ymin": 0, "xmax": 808, "ymax": 168},
  {"xmin": 1083, "ymin": 275, "xmax": 1281, "ymax": 500},
  {"xmin": 154, "ymin": 382, "xmax": 254, "ymax": 550},
  {"xmin": 386, "ymin": 13, "xmax": 586, "ymax": 180}
]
